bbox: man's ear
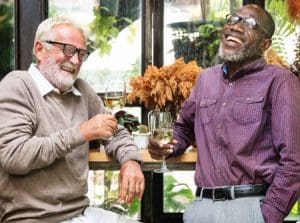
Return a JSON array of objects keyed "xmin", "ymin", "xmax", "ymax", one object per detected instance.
[
  {"xmin": 261, "ymin": 38, "xmax": 272, "ymax": 51},
  {"xmin": 34, "ymin": 41, "xmax": 44, "ymax": 62}
]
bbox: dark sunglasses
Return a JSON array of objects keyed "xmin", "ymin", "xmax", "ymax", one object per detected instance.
[
  {"xmin": 44, "ymin": 40, "xmax": 89, "ymax": 62},
  {"xmin": 225, "ymin": 14, "xmax": 270, "ymax": 38}
]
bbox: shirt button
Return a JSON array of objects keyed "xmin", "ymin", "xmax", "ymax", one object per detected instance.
[
  {"xmin": 229, "ymin": 82, "xmax": 233, "ymax": 87},
  {"xmin": 218, "ymin": 124, "xmax": 222, "ymax": 129},
  {"xmin": 222, "ymin": 102, "xmax": 226, "ymax": 106},
  {"xmin": 246, "ymin": 98, "xmax": 250, "ymax": 101}
]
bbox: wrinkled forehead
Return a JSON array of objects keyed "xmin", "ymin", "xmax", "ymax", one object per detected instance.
[{"xmin": 235, "ymin": 5, "xmax": 266, "ymax": 23}]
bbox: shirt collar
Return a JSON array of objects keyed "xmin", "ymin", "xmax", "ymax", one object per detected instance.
[
  {"xmin": 28, "ymin": 64, "xmax": 82, "ymax": 96},
  {"xmin": 221, "ymin": 57, "xmax": 267, "ymax": 81}
]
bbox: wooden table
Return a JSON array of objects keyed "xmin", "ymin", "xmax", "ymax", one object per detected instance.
[
  {"xmin": 88, "ymin": 147, "xmax": 197, "ymax": 223},
  {"xmin": 88, "ymin": 149, "xmax": 299, "ymax": 223},
  {"xmin": 89, "ymin": 147, "xmax": 197, "ymax": 171}
]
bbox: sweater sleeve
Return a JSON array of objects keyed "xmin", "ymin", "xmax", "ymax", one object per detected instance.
[
  {"xmin": 76, "ymin": 78, "xmax": 142, "ymax": 164},
  {"xmin": 0, "ymin": 74, "xmax": 85, "ymax": 175},
  {"xmin": 103, "ymin": 124, "xmax": 142, "ymax": 164}
]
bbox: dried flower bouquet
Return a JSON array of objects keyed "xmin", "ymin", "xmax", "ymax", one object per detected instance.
[{"xmin": 127, "ymin": 58, "xmax": 202, "ymax": 115}]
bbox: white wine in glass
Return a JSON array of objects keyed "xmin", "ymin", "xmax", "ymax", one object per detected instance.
[
  {"xmin": 148, "ymin": 111, "xmax": 173, "ymax": 173},
  {"xmin": 103, "ymin": 79, "xmax": 126, "ymax": 113}
]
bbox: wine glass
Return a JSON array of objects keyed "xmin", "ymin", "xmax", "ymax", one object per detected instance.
[
  {"xmin": 148, "ymin": 111, "xmax": 173, "ymax": 173},
  {"xmin": 103, "ymin": 79, "xmax": 126, "ymax": 114}
]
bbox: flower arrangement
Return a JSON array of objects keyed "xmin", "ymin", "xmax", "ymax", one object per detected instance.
[
  {"xmin": 264, "ymin": 48, "xmax": 289, "ymax": 69},
  {"xmin": 287, "ymin": 0, "xmax": 300, "ymax": 23},
  {"xmin": 127, "ymin": 58, "xmax": 202, "ymax": 115}
]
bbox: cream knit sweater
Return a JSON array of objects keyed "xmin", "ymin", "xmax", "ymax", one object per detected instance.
[{"xmin": 0, "ymin": 70, "xmax": 141, "ymax": 223}]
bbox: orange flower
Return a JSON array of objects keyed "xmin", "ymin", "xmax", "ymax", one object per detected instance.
[{"xmin": 127, "ymin": 58, "xmax": 202, "ymax": 111}]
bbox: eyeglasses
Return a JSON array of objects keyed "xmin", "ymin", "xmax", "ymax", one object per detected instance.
[
  {"xmin": 225, "ymin": 14, "xmax": 270, "ymax": 38},
  {"xmin": 44, "ymin": 40, "xmax": 89, "ymax": 62}
]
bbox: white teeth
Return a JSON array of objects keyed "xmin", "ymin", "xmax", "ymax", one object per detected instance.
[
  {"xmin": 226, "ymin": 36, "xmax": 243, "ymax": 44},
  {"xmin": 61, "ymin": 65, "xmax": 75, "ymax": 72}
]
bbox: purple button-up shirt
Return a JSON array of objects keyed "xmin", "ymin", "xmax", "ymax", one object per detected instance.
[{"xmin": 173, "ymin": 58, "xmax": 300, "ymax": 222}]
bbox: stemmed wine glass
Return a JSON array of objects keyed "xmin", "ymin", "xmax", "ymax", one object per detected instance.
[
  {"xmin": 103, "ymin": 79, "xmax": 126, "ymax": 114},
  {"xmin": 148, "ymin": 111, "xmax": 173, "ymax": 173},
  {"xmin": 102, "ymin": 79, "xmax": 126, "ymax": 141}
]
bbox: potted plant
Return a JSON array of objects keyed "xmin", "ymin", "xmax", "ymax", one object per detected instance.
[
  {"xmin": 127, "ymin": 58, "xmax": 202, "ymax": 121},
  {"xmin": 114, "ymin": 110, "xmax": 139, "ymax": 133},
  {"xmin": 132, "ymin": 124, "xmax": 151, "ymax": 149}
]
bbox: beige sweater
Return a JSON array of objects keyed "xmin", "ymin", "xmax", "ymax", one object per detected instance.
[{"xmin": 0, "ymin": 71, "xmax": 141, "ymax": 223}]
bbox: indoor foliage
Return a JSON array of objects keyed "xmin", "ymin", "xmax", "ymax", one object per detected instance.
[{"xmin": 127, "ymin": 58, "xmax": 202, "ymax": 119}]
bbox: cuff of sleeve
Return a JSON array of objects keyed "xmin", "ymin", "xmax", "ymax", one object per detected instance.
[
  {"xmin": 118, "ymin": 150, "xmax": 143, "ymax": 165},
  {"xmin": 171, "ymin": 142, "xmax": 186, "ymax": 157},
  {"xmin": 261, "ymin": 203, "xmax": 285, "ymax": 223},
  {"xmin": 67, "ymin": 126, "xmax": 86, "ymax": 151}
]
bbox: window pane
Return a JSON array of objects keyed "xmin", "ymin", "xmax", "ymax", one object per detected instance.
[
  {"xmin": 164, "ymin": 171, "xmax": 195, "ymax": 213},
  {"xmin": 162, "ymin": 0, "xmax": 243, "ymax": 214},
  {"xmin": 164, "ymin": 0, "xmax": 242, "ymax": 68},
  {"xmin": 49, "ymin": 0, "xmax": 142, "ymax": 93},
  {"xmin": 88, "ymin": 170, "xmax": 141, "ymax": 220},
  {"xmin": 0, "ymin": 0, "xmax": 14, "ymax": 80},
  {"xmin": 265, "ymin": 0, "xmax": 299, "ymax": 72},
  {"xmin": 49, "ymin": 1, "xmax": 142, "ymax": 219}
]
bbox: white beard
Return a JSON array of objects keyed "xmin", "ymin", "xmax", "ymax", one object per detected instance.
[
  {"xmin": 39, "ymin": 58, "xmax": 79, "ymax": 92},
  {"xmin": 218, "ymin": 42, "xmax": 263, "ymax": 62}
]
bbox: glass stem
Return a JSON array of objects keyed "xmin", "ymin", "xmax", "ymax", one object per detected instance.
[{"xmin": 161, "ymin": 156, "xmax": 168, "ymax": 172}]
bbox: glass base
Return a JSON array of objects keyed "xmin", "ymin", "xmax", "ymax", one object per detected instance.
[
  {"xmin": 154, "ymin": 161, "xmax": 169, "ymax": 173},
  {"xmin": 153, "ymin": 168, "xmax": 169, "ymax": 173}
]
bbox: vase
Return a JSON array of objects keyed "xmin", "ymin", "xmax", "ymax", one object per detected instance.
[{"xmin": 132, "ymin": 132, "xmax": 151, "ymax": 149}]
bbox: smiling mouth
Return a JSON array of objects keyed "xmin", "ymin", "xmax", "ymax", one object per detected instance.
[
  {"xmin": 225, "ymin": 35, "xmax": 243, "ymax": 45},
  {"xmin": 61, "ymin": 65, "xmax": 76, "ymax": 74}
]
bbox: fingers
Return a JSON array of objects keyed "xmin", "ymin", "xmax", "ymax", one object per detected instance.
[
  {"xmin": 119, "ymin": 175, "xmax": 144, "ymax": 204},
  {"xmin": 81, "ymin": 114, "xmax": 118, "ymax": 141},
  {"xmin": 148, "ymin": 140, "xmax": 174, "ymax": 160},
  {"xmin": 138, "ymin": 177, "xmax": 145, "ymax": 200},
  {"xmin": 118, "ymin": 161, "xmax": 145, "ymax": 204}
]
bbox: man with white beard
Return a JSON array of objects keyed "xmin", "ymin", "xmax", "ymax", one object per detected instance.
[
  {"xmin": 0, "ymin": 16, "xmax": 144, "ymax": 223},
  {"xmin": 148, "ymin": 4, "xmax": 300, "ymax": 223}
]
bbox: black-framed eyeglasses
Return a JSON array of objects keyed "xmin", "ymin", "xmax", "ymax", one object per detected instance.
[
  {"xmin": 225, "ymin": 14, "xmax": 270, "ymax": 38},
  {"xmin": 44, "ymin": 40, "xmax": 89, "ymax": 62}
]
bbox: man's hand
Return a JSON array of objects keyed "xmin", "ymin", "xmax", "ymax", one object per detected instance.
[
  {"xmin": 118, "ymin": 160, "xmax": 145, "ymax": 204},
  {"xmin": 80, "ymin": 114, "xmax": 118, "ymax": 141},
  {"xmin": 148, "ymin": 138, "xmax": 176, "ymax": 160}
]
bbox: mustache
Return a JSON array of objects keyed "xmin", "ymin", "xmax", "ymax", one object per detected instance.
[{"xmin": 61, "ymin": 61, "xmax": 78, "ymax": 70}]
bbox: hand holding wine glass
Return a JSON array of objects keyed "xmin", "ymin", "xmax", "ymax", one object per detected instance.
[
  {"xmin": 148, "ymin": 111, "xmax": 173, "ymax": 173},
  {"xmin": 103, "ymin": 79, "xmax": 126, "ymax": 114}
]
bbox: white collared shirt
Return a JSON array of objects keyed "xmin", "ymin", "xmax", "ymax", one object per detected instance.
[{"xmin": 28, "ymin": 63, "xmax": 81, "ymax": 96}]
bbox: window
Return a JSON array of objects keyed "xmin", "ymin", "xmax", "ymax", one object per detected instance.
[
  {"xmin": 48, "ymin": 1, "xmax": 143, "ymax": 220},
  {"xmin": 164, "ymin": 0, "xmax": 243, "ymax": 68},
  {"xmin": 0, "ymin": 0, "xmax": 14, "ymax": 80},
  {"xmin": 49, "ymin": 0, "xmax": 142, "ymax": 93},
  {"xmin": 161, "ymin": 0, "xmax": 242, "ymax": 215},
  {"xmin": 265, "ymin": 0, "xmax": 299, "ymax": 70}
]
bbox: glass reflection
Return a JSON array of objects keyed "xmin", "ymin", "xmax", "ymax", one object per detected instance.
[
  {"xmin": 164, "ymin": 0, "xmax": 242, "ymax": 68},
  {"xmin": 0, "ymin": 0, "xmax": 14, "ymax": 80},
  {"xmin": 49, "ymin": 0, "xmax": 142, "ymax": 93}
]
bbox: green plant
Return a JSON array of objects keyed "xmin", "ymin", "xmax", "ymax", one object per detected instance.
[
  {"xmin": 89, "ymin": 4, "xmax": 132, "ymax": 56},
  {"xmin": 164, "ymin": 174, "xmax": 194, "ymax": 212},
  {"xmin": 172, "ymin": 21, "xmax": 222, "ymax": 68},
  {"xmin": 196, "ymin": 23, "xmax": 222, "ymax": 65},
  {"xmin": 292, "ymin": 33, "xmax": 300, "ymax": 77},
  {"xmin": 98, "ymin": 170, "xmax": 140, "ymax": 217},
  {"xmin": 0, "ymin": 1, "xmax": 14, "ymax": 80},
  {"xmin": 137, "ymin": 124, "xmax": 148, "ymax": 133},
  {"xmin": 266, "ymin": 0, "xmax": 296, "ymax": 63},
  {"xmin": 114, "ymin": 110, "xmax": 140, "ymax": 133}
]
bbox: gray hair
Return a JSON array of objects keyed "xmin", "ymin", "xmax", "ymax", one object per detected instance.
[{"xmin": 32, "ymin": 16, "xmax": 87, "ymax": 55}]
